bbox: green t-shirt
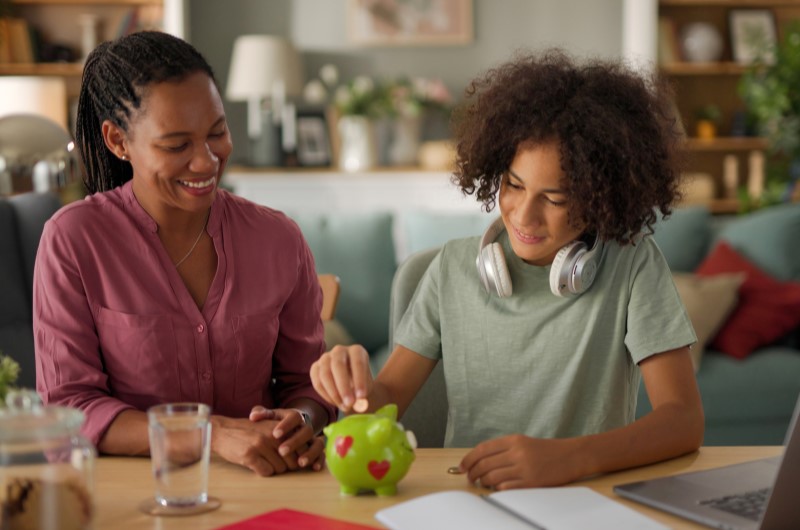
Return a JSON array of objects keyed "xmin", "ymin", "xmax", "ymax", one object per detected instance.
[{"xmin": 394, "ymin": 232, "xmax": 696, "ymax": 448}]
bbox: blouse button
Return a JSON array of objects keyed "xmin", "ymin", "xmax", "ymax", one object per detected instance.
[
  {"xmin": 197, "ymin": 324, "xmax": 205, "ymax": 333},
  {"xmin": 202, "ymin": 371, "xmax": 212, "ymax": 381}
]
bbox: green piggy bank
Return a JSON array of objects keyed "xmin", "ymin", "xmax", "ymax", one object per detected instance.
[{"xmin": 323, "ymin": 404, "xmax": 416, "ymax": 496}]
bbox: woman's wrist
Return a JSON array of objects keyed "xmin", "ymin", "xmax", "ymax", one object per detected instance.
[
  {"xmin": 286, "ymin": 399, "xmax": 329, "ymax": 435},
  {"xmin": 208, "ymin": 414, "xmax": 230, "ymax": 453}
]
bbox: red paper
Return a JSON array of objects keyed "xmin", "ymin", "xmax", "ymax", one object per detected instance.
[{"xmin": 214, "ymin": 508, "xmax": 381, "ymax": 530}]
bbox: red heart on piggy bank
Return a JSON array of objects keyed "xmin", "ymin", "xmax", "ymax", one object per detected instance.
[
  {"xmin": 368, "ymin": 460, "xmax": 391, "ymax": 480},
  {"xmin": 335, "ymin": 436, "xmax": 353, "ymax": 458}
]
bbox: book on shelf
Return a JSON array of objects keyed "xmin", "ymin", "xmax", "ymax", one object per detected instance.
[
  {"xmin": 6, "ymin": 17, "xmax": 34, "ymax": 63},
  {"xmin": 115, "ymin": 8, "xmax": 139, "ymax": 39},
  {"xmin": 0, "ymin": 18, "xmax": 11, "ymax": 63},
  {"xmin": 658, "ymin": 16, "xmax": 682, "ymax": 65},
  {"xmin": 375, "ymin": 487, "xmax": 668, "ymax": 530},
  {"xmin": 114, "ymin": 5, "xmax": 164, "ymax": 40}
]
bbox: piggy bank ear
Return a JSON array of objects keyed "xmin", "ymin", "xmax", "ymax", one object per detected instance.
[
  {"xmin": 323, "ymin": 424, "xmax": 332, "ymax": 437},
  {"xmin": 366, "ymin": 418, "xmax": 392, "ymax": 446},
  {"xmin": 374, "ymin": 403, "xmax": 398, "ymax": 422}
]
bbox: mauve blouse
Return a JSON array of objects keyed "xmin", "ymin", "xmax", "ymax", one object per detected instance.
[{"xmin": 33, "ymin": 182, "xmax": 336, "ymax": 446}]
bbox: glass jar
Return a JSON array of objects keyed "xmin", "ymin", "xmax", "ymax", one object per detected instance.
[{"xmin": 0, "ymin": 390, "xmax": 95, "ymax": 529}]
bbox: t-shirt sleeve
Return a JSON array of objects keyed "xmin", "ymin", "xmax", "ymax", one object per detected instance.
[
  {"xmin": 624, "ymin": 237, "xmax": 697, "ymax": 364},
  {"xmin": 393, "ymin": 249, "xmax": 445, "ymax": 361}
]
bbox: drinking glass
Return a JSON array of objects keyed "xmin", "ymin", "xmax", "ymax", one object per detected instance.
[{"xmin": 139, "ymin": 403, "xmax": 221, "ymax": 516}]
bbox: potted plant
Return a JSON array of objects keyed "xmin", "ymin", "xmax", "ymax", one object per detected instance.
[
  {"xmin": 0, "ymin": 352, "xmax": 20, "ymax": 404},
  {"xmin": 694, "ymin": 104, "xmax": 722, "ymax": 140},
  {"xmin": 739, "ymin": 20, "xmax": 800, "ymax": 207}
]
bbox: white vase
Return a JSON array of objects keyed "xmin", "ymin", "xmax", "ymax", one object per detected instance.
[
  {"xmin": 681, "ymin": 22, "xmax": 723, "ymax": 63},
  {"xmin": 388, "ymin": 116, "xmax": 422, "ymax": 166},
  {"xmin": 337, "ymin": 115, "xmax": 377, "ymax": 172}
]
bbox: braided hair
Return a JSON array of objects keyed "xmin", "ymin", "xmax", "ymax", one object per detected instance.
[{"xmin": 76, "ymin": 31, "xmax": 216, "ymax": 194}]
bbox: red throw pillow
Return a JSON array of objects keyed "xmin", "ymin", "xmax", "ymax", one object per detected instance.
[{"xmin": 695, "ymin": 241, "xmax": 800, "ymax": 359}]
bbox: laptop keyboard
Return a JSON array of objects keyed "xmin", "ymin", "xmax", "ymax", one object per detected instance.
[{"xmin": 699, "ymin": 487, "xmax": 771, "ymax": 522}]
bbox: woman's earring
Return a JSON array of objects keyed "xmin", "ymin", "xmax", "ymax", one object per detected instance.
[{"xmin": 120, "ymin": 154, "xmax": 129, "ymax": 161}]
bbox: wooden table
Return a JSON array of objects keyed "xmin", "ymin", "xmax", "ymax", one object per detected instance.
[{"xmin": 94, "ymin": 447, "xmax": 782, "ymax": 529}]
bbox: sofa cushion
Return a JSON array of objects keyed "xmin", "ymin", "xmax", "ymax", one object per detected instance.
[
  {"xmin": 293, "ymin": 212, "xmax": 396, "ymax": 354},
  {"xmin": 672, "ymin": 272, "xmax": 744, "ymax": 371},
  {"xmin": 697, "ymin": 347, "xmax": 800, "ymax": 425},
  {"xmin": 323, "ymin": 319, "xmax": 354, "ymax": 350},
  {"xmin": 0, "ymin": 201, "xmax": 28, "ymax": 323},
  {"xmin": 8, "ymin": 192, "xmax": 63, "ymax": 292},
  {"xmin": 636, "ymin": 346, "xmax": 800, "ymax": 445},
  {"xmin": 399, "ymin": 210, "xmax": 494, "ymax": 261},
  {"xmin": 651, "ymin": 206, "xmax": 712, "ymax": 272},
  {"xmin": 717, "ymin": 203, "xmax": 800, "ymax": 282},
  {"xmin": 697, "ymin": 241, "xmax": 800, "ymax": 359}
]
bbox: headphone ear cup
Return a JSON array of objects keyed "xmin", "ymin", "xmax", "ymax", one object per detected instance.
[
  {"xmin": 487, "ymin": 242, "xmax": 512, "ymax": 298},
  {"xmin": 549, "ymin": 241, "xmax": 587, "ymax": 297},
  {"xmin": 476, "ymin": 217, "xmax": 513, "ymax": 298},
  {"xmin": 572, "ymin": 252, "xmax": 599, "ymax": 293}
]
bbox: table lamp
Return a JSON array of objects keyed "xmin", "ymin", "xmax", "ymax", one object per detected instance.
[
  {"xmin": 0, "ymin": 76, "xmax": 68, "ymax": 131},
  {"xmin": 226, "ymin": 35, "xmax": 303, "ymax": 166}
]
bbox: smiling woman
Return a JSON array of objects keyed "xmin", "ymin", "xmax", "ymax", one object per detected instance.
[{"xmin": 34, "ymin": 31, "xmax": 336, "ymax": 479}]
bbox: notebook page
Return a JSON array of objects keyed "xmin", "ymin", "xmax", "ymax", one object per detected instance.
[
  {"xmin": 375, "ymin": 490, "xmax": 534, "ymax": 530},
  {"xmin": 490, "ymin": 487, "xmax": 669, "ymax": 530}
]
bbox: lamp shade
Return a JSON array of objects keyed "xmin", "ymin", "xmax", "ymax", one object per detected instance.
[
  {"xmin": 0, "ymin": 76, "xmax": 68, "ymax": 131},
  {"xmin": 226, "ymin": 35, "xmax": 303, "ymax": 101}
]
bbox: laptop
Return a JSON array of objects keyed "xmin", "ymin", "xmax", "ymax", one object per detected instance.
[{"xmin": 614, "ymin": 395, "xmax": 800, "ymax": 530}]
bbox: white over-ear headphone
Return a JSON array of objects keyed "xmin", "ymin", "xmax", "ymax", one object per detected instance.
[{"xmin": 476, "ymin": 217, "xmax": 604, "ymax": 298}]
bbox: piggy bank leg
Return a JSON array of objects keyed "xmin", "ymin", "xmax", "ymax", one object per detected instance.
[
  {"xmin": 374, "ymin": 485, "xmax": 397, "ymax": 497},
  {"xmin": 339, "ymin": 485, "xmax": 360, "ymax": 496}
]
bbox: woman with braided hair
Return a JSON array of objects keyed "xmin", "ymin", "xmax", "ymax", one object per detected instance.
[{"xmin": 33, "ymin": 31, "xmax": 335, "ymax": 476}]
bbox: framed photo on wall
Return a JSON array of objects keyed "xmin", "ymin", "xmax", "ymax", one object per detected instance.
[
  {"xmin": 347, "ymin": 0, "xmax": 473, "ymax": 46},
  {"xmin": 296, "ymin": 108, "xmax": 332, "ymax": 167},
  {"xmin": 729, "ymin": 9, "xmax": 777, "ymax": 65}
]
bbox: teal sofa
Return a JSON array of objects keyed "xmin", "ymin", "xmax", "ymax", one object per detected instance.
[{"xmin": 295, "ymin": 203, "xmax": 800, "ymax": 446}]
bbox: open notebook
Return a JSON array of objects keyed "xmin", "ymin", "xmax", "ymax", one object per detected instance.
[{"xmin": 375, "ymin": 487, "xmax": 667, "ymax": 530}]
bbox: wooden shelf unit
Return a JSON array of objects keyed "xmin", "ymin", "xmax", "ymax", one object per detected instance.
[
  {"xmin": 0, "ymin": 0, "xmax": 165, "ymax": 78},
  {"xmin": 658, "ymin": 0, "xmax": 800, "ymax": 213},
  {"xmin": 11, "ymin": 0, "xmax": 161, "ymax": 5}
]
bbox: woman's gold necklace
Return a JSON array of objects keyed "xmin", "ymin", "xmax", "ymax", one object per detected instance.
[{"xmin": 174, "ymin": 210, "xmax": 209, "ymax": 268}]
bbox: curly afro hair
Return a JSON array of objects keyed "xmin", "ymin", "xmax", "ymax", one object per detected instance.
[{"xmin": 451, "ymin": 49, "xmax": 685, "ymax": 245}]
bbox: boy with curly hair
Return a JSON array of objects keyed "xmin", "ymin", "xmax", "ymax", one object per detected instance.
[{"xmin": 311, "ymin": 49, "xmax": 703, "ymax": 490}]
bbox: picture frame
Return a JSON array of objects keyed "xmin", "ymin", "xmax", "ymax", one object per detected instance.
[
  {"xmin": 729, "ymin": 9, "xmax": 777, "ymax": 65},
  {"xmin": 296, "ymin": 108, "xmax": 332, "ymax": 168},
  {"xmin": 347, "ymin": 0, "xmax": 473, "ymax": 47}
]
